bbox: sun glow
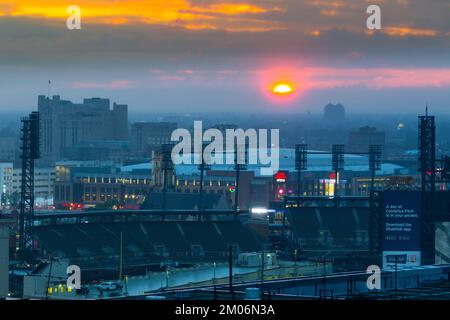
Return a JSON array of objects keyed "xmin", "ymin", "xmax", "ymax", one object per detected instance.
[
  {"xmin": 272, "ymin": 83, "xmax": 294, "ymax": 95},
  {"xmin": 257, "ymin": 64, "xmax": 305, "ymax": 106}
]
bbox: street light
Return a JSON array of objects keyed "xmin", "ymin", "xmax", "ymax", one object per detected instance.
[{"xmin": 250, "ymin": 207, "xmax": 275, "ymax": 215}]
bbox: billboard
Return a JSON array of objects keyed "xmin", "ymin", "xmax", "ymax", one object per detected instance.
[{"xmin": 382, "ymin": 191, "xmax": 422, "ymax": 268}]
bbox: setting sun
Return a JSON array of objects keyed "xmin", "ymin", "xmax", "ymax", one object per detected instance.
[{"xmin": 272, "ymin": 83, "xmax": 294, "ymax": 95}]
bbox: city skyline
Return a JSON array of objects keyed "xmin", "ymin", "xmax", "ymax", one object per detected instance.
[{"xmin": 2, "ymin": 0, "xmax": 450, "ymax": 305}]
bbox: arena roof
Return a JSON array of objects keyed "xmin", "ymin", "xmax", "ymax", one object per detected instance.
[{"xmin": 122, "ymin": 148, "xmax": 406, "ymax": 177}]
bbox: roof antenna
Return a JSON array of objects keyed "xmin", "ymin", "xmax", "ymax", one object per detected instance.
[
  {"xmin": 425, "ymin": 103, "xmax": 428, "ymax": 117},
  {"xmin": 48, "ymin": 80, "xmax": 51, "ymax": 98}
]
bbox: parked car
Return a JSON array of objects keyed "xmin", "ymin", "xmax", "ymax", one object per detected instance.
[{"xmin": 96, "ymin": 281, "xmax": 122, "ymax": 291}]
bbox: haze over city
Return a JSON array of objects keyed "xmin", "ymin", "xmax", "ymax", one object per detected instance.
[{"xmin": 2, "ymin": 0, "xmax": 450, "ymax": 307}]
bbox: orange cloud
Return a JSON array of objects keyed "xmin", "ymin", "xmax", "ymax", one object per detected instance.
[
  {"xmin": 311, "ymin": 0, "xmax": 344, "ymax": 8},
  {"xmin": 182, "ymin": 23, "xmax": 217, "ymax": 30},
  {"xmin": 1, "ymin": 0, "xmax": 276, "ymax": 31},
  {"xmin": 311, "ymin": 0, "xmax": 344, "ymax": 16},
  {"xmin": 187, "ymin": 3, "xmax": 267, "ymax": 15},
  {"xmin": 309, "ymin": 30, "xmax": 321, "ymax": 37},
  {"xmin": 383, "ymin": 27, "xmax": 438, "ymax": 37},
  {"xmin": 320, "ymin": 10, "xmax": 339, "ymax": 16}
]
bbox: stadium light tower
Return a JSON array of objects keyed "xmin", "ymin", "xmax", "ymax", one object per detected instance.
[
  {"xmin": 19, "ymin": 112, "xmax": 40, "ymax": 261},
  {"xmin": 418, "ymin": 107, "xmax": 436, "ymax": 193},
  {"xmin": 418, "ymin": 107, "xmax": 436, "ymax": 265},
  {"xmin": 198, "ymin": 143, "xmax": 211, "ymax": 215},
  {"xmin": 295, "ymin": 144, "xmax": 308, "ymax": 198},
  {"xmin": 331, "ymin": 144, "xmax": 345, "ymax": 200},
  {"xmin": 161, "ymin": 143, "xmax": 174, "ymax": 216},
  {"xmin": 369, "ymin": 145, "xmax": 382, "ymax": 194},
  {"xmin": 234, "ymin": 142, "xmax": 248, "ymax": 214}
]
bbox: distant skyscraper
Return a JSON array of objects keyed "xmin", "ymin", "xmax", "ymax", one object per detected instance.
[
  {"xmin": 323, "ymin": 103, "xmax": 346, "ymax": 122},
  {"xmin": 38, "ymin": 95, "xmax": 128, "ymax": 164},
  {"xmin": 0, "ymin": 137, "xmax": 15, "ymax": 162},
  {"xmin": 0, "ymin": 162, "xmax": 13, "ymax": 207},
  {"xmin": 131, "ymin": 122, "xmax": 177, "ymax": 158},
  {"xmin": 210, "ymin": 124, "xmax": 238, "ymax": 134},
  {"xmin": 348, "ymin": 126, "xmax": 385, "ymax": 153}
]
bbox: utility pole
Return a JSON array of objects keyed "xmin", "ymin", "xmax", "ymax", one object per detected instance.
[
  {"xmin": 260, "ymin": 248, "xmax": 265, "ymax": 298},
  {"xmin": 234, "ymin": 143, "xmax": 247, "ymax": 217},
  {"xmin": 294, "ymin": 249, "xmax": 298, "ymax": 276},
  {"xmin": 394, "ymin": 258, "xmax": 398, "ymax": 299},
  {"xmin": 319, "ymin": 255, "xmax": 333, "ymax": 299},
  {"xmin": 323, "ymin": 255, "xmax": 327, "ymax": 292},
  {"xmin": 45, "ymin": 257, "xmax": 55, "ymax": 300},
  {"xmin": 228, "ymin": 244, "xmax": 233, "ymax": 298},
  {"xmin": 119, "ymin": 231, "xmax": 124, "ymax": 281}
]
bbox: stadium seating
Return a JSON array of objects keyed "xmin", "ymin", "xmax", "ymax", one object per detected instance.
[
  {"xmin": 33, "ymin": 220, "xmax": 263, "ymax": 268},
  {"xmin": 287, "ymin": 207, "xmax": 369, "ymax": 251}
]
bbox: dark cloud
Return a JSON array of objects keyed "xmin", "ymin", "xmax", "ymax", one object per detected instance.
[{"xmin": 1, "ymin": 12, "xmax": 449, "ymax": 69}]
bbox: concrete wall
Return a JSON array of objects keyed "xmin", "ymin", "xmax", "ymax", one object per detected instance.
[{"xmin": 0, "ymin": 219, "xmax": 13, "ymax": 298}]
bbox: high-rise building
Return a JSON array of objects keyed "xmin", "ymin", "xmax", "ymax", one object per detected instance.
[
  {"xmin": 61, "ymin": 140, "xmax": 130, "ymax": 165},
  {"xmin": 0, "ymin": 163, "xmax": 13, "ymax": 207},
  {"xmin": 131, "ymin": 122, "xmax": 177, "ymax": 158},
  {"xmin": 38, "ymin": 95, "xmax": 128, "ymax": 165},
  {"xmin": 12, "ymin": 167, "xmax": 55, "ymax": 200},
  {"xmin": 0, "ymin": 137, "xmax": 15, "ymax": 162},
  {"xmin": 323, "ymin": 103, "xmax": 346, "ymax": 122},
  {"xmin": 348, "ymin": 126, "xmax": 385, "ymax": 153}
]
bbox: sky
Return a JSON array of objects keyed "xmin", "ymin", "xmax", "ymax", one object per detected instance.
[{"xmin": 0, "ymin": 0, "xmax": 449, "ymax": 114}]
